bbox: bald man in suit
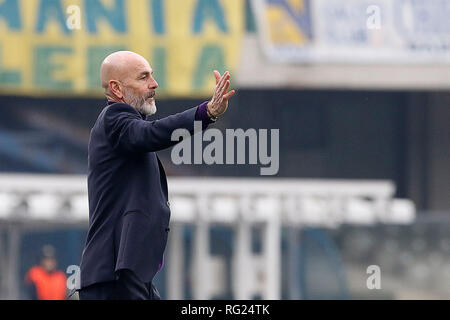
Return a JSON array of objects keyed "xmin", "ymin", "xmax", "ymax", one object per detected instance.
[{"xmin": 78, "ymin": 51, "xmax": 235, "ymax": 300}]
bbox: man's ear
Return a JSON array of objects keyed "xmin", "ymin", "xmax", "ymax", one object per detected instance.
[{"xmin": 110, "ymin": 80, "xmax": 123, "ymax": 99}]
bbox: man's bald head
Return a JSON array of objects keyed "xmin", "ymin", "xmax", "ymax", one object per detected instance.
[
  {"xmin": 100, "ymin": 51, "xmax": 159, "ymax": 116},
  {"xmin": 100, "ymin": 51, "xmax": 149, "ymax": 91}
]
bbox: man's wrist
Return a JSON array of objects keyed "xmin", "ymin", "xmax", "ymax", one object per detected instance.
[
  {"xmin": 195, "ymin": 101, "xmax": 216, "ymax": 127},
  {"xmin": 206, "ymin": 102, "xmax": 218, "ymax": 121}
]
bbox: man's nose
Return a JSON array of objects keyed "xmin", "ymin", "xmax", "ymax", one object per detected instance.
[{"xmin": 149, "ymin": 77, "xmax": 159, "ymax": 90}]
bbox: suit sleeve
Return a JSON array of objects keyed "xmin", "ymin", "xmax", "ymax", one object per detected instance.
[{"xmin": 104, "ymin": 103, "xmax": 200, "ymax": 153}]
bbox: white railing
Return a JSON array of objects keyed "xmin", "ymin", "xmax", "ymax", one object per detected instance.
[{"xmin": 0, "ymin": 174, "xmax": 415, "ymax": 299}]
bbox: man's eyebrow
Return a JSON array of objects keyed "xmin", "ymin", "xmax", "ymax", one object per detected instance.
[{"xmin": 138, "ymin": 71, "xmax": 153, "ymax": 78}]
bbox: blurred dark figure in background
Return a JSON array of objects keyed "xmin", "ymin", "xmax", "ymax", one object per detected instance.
[{"xmin": 24, "ymin": 245, "xmax": 67, "ymax": 300}]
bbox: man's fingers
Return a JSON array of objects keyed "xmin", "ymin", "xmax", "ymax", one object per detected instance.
[
  {"xmin": 222, "ymin": 80, "xmax": 230, "ymax": 95},
  {"xmin": 213, "ymin": 70, "xmax": 221, "ymax": 84},
  {"xmin": 223, "ymin": 89, "xmax": 236, "ymax": 100},
  {"xmin": 216, "ymin": 71, "xmax": 226, "ymax": 89},
  {"xmin": 217, "ymin": 72, "xmax": 230, "ymax": 92},
  {"xmin": 212, "ymin": 71, "xmax": 232, "ymax": 104}
]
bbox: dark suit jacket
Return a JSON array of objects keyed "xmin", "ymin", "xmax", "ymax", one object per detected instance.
[{"xmin": 80, "ymin": 101, "xmax": 208, "ymax": 288}]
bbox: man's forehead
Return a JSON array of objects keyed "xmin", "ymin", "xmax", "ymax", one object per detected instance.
[{"xmin": 132, "ymin": 59, "xmax": 153, "ymax": 74}]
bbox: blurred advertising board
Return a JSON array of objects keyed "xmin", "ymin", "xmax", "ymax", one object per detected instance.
[
  {"xmin": 251, "ymin": 0, "xmax": 450, "ymax": 64},
  {"xmin": 0, "ymin": 0, "xmax": 244, "ymax": 97}
]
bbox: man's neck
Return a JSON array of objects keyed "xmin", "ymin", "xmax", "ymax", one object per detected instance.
[{"xmin": 105, "ymin": 94, "xmax": 125, "ymax": 104}]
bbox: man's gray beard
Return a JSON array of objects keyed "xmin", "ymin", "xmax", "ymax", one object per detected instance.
[{"xmin": 125, "ymin": 88, "xmax": 157, "ymax": 116}]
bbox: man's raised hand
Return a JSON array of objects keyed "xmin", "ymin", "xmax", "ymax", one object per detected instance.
[{"xmin": 207, "ymin": 70, "xmax": 236, "ymax": 118}]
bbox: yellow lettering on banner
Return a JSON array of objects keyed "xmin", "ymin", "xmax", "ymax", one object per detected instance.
[{"xmin": 0, "ymin": 0, "xmax": 244, "ymax": 97}]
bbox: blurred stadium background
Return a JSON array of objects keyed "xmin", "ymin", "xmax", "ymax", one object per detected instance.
[{"xmin": 0, "ymin": 0, "xmax": 449, "ymax": 299}]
